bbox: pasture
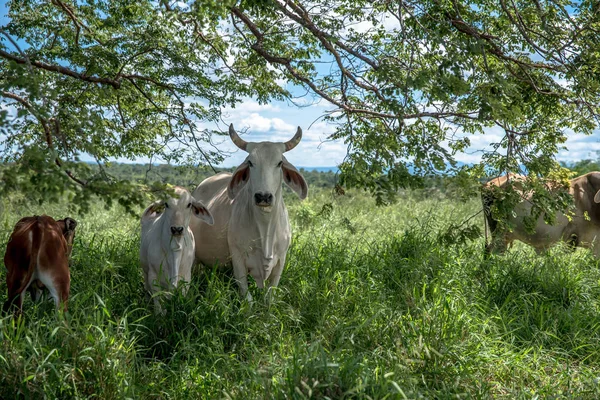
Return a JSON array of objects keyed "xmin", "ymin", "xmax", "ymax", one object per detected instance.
[{"xmin": 1, "ymin": 188, "xmax": 600, "ymax": 398}]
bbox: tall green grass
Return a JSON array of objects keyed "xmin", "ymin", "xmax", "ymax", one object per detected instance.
[{"xmin": 1, "ymin": 188, "xmax": 600, "ymax": 398}]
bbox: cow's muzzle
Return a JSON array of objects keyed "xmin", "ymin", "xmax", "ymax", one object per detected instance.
[
  {"xmin": 254, "ymin": 192, "xmax": 274, "ymax": 207},
  {"xmin": 170, "ymin": 226, "xmax": 184, "ymax": 236}
]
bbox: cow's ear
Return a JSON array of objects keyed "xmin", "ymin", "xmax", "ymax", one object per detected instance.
[
  {"xmin": 228, "ymin": 161, "xmax": 250, "ymax": 199},
  {"xmin": 64, "ymin": 217, "xmax": 77, "ymax": 232},
  {"xmin": 595, "ymin": 190, "xmax": 600, "ymax": 204},
  {"xmin": 142, "ymin": 201, "xmax": 163, "ymax": 219},
  {"xmin": 192, "ymin": 199, "xmax": 214, "ymax": 225},
  {"xmin": 282, "ymin": 157, "xmax": 308, "ymax": 200}
]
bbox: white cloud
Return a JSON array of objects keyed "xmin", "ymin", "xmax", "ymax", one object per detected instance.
[
  {"xmin": 240, "ymin": 113, "xmax": 273, "ymax": 132},
  {"xmin": 225, "ymin": 101, "xmax": 281, "ymax": 115},
  {"xmin": 271, "ymin": 117, "xmax": 295, "ymax": 132},
  {"xmin": 558, "ymin": 134, "xmax": 600, "ymax": 162},
  {"xmin": 448, "ymin": 125, "xmax": 600, "ymax": 165},
  {"xmin": 236, "ymin": 113, "xmax": 296, "ymax": 134},
  {"xmin": 288, "ymin": 142, "xmax": 346, "ymax": 167},
  {"xmin": 304, "ymin": 120, "xmax": 336, "ymax": 142}
]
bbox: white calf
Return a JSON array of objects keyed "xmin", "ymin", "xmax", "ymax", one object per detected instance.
[{"xmin": 140, "ymin": 186, "xmax": 213, "ymax": 314}]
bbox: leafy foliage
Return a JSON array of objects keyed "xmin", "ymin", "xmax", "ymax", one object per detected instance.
[
  {"xmin": 222, "ymin": 0, "xmax": 600, "ymax": 201},
  {"xmin": 0, "ymin": 0, "xmax": 268, "ymax": 212},
  {"xmin": 2, "ymin": 0, "xmax": 600, "ymax": 213}
]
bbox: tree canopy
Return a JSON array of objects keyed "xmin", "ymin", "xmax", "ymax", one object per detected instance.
[{"xmin": 1, "ymin": 0, "xmax": 600, "ymax": 212}]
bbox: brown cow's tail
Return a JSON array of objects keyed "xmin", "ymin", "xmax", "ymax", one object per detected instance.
[
  {"xmin": 481, "ymin": 188, "xmax": 497, "ymax": 256},
  {"xmin": 26, "ymin": 218, "xmax": 42, "ymax": 285}
]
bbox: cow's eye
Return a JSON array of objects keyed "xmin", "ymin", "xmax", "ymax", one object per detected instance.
[
  {"xmin": 277, "ymin": 161, "xmax": 283, "ymax": 167},
  {"xmin": 187, "ymin": 203, "xmax": 192, "ymax": 208},
  {"xmin": 247, "ymin": 160, "xmax": 254, "ymax": 167},
  {"xmin": 164, "ymin": 202, "xmax": 169, "ymax": 208}
]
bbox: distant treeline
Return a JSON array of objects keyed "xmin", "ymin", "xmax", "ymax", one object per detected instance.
[
  {"xmin": 561, "ymin": 158, "xmax": 600, "ymax": 177},
  {"xmin": 96, "ymin": 163, "xmax": 339, "ymax": 189},
  {"xmin": 4, "ymin": 159, "xmax": 594, "ymax": 196}
]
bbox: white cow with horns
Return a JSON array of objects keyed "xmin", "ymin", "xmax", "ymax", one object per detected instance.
[
  {"xmin": 140, "ymin": 186, "xmax": 214, "ymax": 314},
  {"xmin": 190, "ymin": 124, "xmax": 308, "ymax": 301}
]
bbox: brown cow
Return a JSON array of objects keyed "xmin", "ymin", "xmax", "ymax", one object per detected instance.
[
  {"xmin": 3, "ymin": 215, "xmax": 77, "ymax": 315},
  {"xmin": 482, "ymin": 172, "xmax": 600, "ymax": 256}
]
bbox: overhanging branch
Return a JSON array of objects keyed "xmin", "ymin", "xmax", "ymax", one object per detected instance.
[
  {"xmin": 0, "ymin": 49, "xmax": 122, "ymax": 88},
  {"xmin": 1, "ymin": 90, "xmax": 87, "ymax": 186},
  {"xmin": 231, "ymin": 7, "xmax": 481, "ymax": 124}
]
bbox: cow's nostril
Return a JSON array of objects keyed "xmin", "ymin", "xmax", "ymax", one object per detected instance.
[
  {"xmin": 254, "ymin": 192, "xmax": 273, "ymax": 205},
  {"xmin": 170, "ymin": 226, "xmax": 184, "ymax": 235}
]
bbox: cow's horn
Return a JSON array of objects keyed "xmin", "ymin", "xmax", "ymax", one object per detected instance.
[
  {"xmin": 284, "ymin": 127, "xmax": 302, "ymax": 152},
  {"xmin": 229, "ymin": 124, "xmax": 248, "ymax": 151}
]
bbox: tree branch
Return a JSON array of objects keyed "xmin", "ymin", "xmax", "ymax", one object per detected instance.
[
  {"xmin": 443, "ymin": 4, "xmax": 563, "ymax": 73},
  {"xmin": 51, "ymin": 0, "xmax": 107, "ymax": 47},
  {"xmin": 278, "ymin": 0, "xmax": 378, "ymax": 68},
  {"xmin": 1, "ymin": 40, "xmax": 173, "ymax": 90},
  {"xmin": 1, "ymin": 90, "xmax": 34, "ymax": 110},
  {"xmin": 0, "ymin": 49, "xmax": 122, "ymax": 88},
  {"xmin": 231, "ymin": 7, "xmax": 486, "ymax": 126},
  {"xmin": 272, "ymin": 0, "xmax": 385, "ymax": 102}
]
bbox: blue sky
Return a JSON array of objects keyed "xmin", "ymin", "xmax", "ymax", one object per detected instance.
[{"xmin": 1, "ymin": 3, "xmax": 600, "ymax": 169}]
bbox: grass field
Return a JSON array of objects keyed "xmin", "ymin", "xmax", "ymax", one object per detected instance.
[{"xmin": 1, "ymin": 188, "xmax": 600, "ymax": 398}]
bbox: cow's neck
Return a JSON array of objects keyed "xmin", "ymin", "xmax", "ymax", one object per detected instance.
[{"xmin": 243, "ymin": 188, "xmax": 284, "ymax": 261}]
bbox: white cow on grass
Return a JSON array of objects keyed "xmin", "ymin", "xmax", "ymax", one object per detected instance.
[
  {"xmin": 190, "ymin": 124, "xmax": 308, "ymax": 301},
  {"xmin": 140, "ymin": 186, "xmax": 213, "ymax": 314}
]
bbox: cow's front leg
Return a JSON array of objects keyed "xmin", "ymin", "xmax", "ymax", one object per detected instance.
[
  {"xmin": 265, "ymin": 257, "xmax": 284, "ymax": 305},
  {"xmin": 179, "ymin": 259, "xmax": 192, "ymax": 297},
  {"xmin": 266, "ymin": 255, "xmax": 285, "ymax": 289},
  {"xmin": 231, "ymin": 252, "xmax": 252, "ymax": 303},
  {"xmin": 140, "ymin": 262, "xmax": 152, "ymax": 302},
  {"xmin": 147, "ymin": 269, "xmax": 164, "ymax": 315}
]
